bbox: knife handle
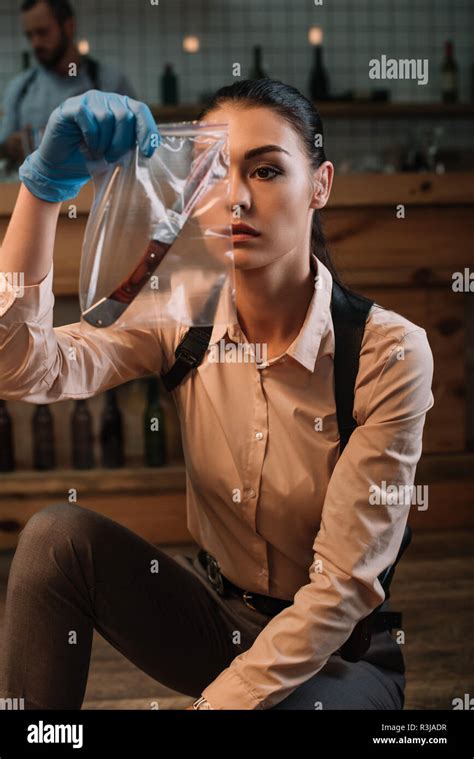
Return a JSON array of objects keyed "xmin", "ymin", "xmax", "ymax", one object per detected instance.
[{"xmin": 109, "ymin": 239, "xmax": 171, "ymax": 304}]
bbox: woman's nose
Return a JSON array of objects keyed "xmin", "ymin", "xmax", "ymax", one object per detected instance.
[{"xmin": 228, "ymin": 174, "xmax": 251, "ymax": 216}]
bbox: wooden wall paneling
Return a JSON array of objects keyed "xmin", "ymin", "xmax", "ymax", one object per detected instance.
[
  {"xmin": 0, "ymin": 491, "xmax": 190, "ymax": 551},
  {"xmin": 323, "ymin": 207, "xmax": 473, "ymax": 287}
]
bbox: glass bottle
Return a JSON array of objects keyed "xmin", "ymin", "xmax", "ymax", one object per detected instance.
[
  {"xmin": 161, "ymin": 63, "xmax": 179, "ymax": 105},
  {"xmin": 144, "ymin": 376, "xmax": 166, "ymax": 467},
  {"xmin": 71, "ymin": 399, "xmax": 95, "ymax": 469},
  {"xmin": 441, "ymin": 41, "xmax": 459, "ymax": 103},
  {"xmin": 100, "ymin": 388, "xmax": 124, "ymax": 468},
  {"xmin": 33, "ymin": 404, "xmax": 55, "ymax": 470},
  {"xmin": 0, "ymin": 399, "xmax": 15, "ymax": 472},
  {"xmin": 309, "ymin": 43, "xmax": 330, "ymax": 101},
  {"xmin": 249, "ymin": 46, "xmax": 267, "ymax": 79}
]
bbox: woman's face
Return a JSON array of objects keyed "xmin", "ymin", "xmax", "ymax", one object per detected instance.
[{"xmin": 201, "ymin": 103, "xmax": 333, "ymax": 271}]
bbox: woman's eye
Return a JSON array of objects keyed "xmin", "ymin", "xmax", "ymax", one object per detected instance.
[{"xmin": 252, "ymin": 166, "xmax": 281, "ymax": 180}]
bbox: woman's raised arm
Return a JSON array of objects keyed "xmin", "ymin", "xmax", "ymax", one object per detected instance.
[
  {"xmin": 0, "ymin": 91, "xmax": 163, "ymax": 403},
  {"xmin": 1, "ymin": 183, "xmax": 60, "ymax": 286}
]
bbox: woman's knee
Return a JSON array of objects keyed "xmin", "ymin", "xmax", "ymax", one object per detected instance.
[
  {"xmin": 18, "ymin": 502, "xmax": 88, "ymax": 545},
  {"xmin": 12, "ymin": 502, "xmax": 96, "ymax": 581}
]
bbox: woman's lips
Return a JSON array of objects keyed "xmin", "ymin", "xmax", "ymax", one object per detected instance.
[{"xmin": 231, "ymin": 224, "xmax": 261, "ymax": 239}]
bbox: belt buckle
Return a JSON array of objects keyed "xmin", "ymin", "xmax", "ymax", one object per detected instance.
[
  {"xmin": 206, "ymin": 555, "xmax": 225, "ymax": 597},
  {"xmin": 242, "ymin": 590, "xmax": 258, "ymax": 611}
]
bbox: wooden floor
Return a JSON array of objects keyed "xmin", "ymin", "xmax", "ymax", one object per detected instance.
[{"xmin": 0, "ymin": 530, "xmax": 472, "ymax": 710}]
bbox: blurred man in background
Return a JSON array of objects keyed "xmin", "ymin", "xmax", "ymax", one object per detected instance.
[{"xmin": 0, "ymin": 0, "xmax": 137, "ymax": 170}]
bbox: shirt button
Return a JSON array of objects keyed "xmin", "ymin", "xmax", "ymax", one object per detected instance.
[
  {"xmin": 248, "ymin": 489, "xmax": 256, "ymax": 498},
  {"xmin": 255, "ymin": 431, "xmax": 264, "ymax": 440}
]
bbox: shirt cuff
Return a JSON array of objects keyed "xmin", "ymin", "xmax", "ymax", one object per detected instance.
[
  {"xmin": 201, "ymin": 667, "xmax": 265, "ymax": 710},
  {"xmin": 0, "ymin": 262, "xmax": 54, "ymax": 320}
]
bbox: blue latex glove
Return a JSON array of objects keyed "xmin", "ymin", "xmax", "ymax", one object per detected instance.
[{"xmin": 19, "ymin": 89, "xmax": 160, "ymax": 203}]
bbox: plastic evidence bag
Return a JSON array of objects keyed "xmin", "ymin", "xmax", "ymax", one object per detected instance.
[{"xmin": 79, "ymin": 121, "xmax": 236, "ymax": 330}]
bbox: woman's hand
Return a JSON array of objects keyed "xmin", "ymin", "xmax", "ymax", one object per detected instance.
[{"xmin": 18, "ymin": 89, "xmax": 160, "ymax": 203}]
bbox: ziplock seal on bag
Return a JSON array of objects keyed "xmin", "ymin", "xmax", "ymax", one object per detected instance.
[{"xmin": 79, "ymin": 121, "xmax": 236, "ymax": 330}]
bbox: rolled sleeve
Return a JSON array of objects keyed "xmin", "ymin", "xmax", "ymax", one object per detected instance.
[
  {"xmin": 201, "ymin": 327, "xmax": 434, "ymax": 709},
  {"xmin": 0, "ymin": 261, "xmax": 163, "ymax": 403},
  {"xmin": 0, "ymin": 261, "xmax": 53, "ymax": 320}
]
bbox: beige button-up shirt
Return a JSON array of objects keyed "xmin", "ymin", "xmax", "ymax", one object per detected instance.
[{"xmin": 0, "ymin": 254, "xmax": 434, "ymax": 709}]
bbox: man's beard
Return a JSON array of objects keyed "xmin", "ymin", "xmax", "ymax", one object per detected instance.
[{"xmin": 36, "ymin": 30, "xmax": 69, "ymax": 70}]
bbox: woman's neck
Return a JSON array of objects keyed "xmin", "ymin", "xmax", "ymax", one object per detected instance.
[{"xmin": 234, "ymin": 253, "xmax": 316, "ymax": 349}]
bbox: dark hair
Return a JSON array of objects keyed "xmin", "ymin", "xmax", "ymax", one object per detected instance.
[
  {"xmin": 20, "ymin": 0, "xmax": 75, "ymax": 24},
  {"xmin": 196, "ymin": 78, "xmax": 341, "ymax": 284}
]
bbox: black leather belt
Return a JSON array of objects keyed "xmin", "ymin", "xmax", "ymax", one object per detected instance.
[
  {"xmin": 198, "ymin": 549, "xmax": 403, "ymax": 634},
  {"xmin": 198, "ymin": 549, "xmax": 293, "ymax": 617}
]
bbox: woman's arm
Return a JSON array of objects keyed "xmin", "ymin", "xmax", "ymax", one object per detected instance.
[
  {"xmin": 0, "ymin": 249, "xmax": 164, "ymax": 404},
  {"xmin": 1, "ymin": 183, "xmax": 60, "ymax": 286},
  {"xmin": 199, "ymin": 326, "xmax": 434, "ymax": 710},
  {"xmin": 0, "ymin": 90, "xmax": 163, "ymax": 403}
]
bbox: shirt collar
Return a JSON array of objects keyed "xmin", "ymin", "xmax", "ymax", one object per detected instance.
[
  {"xmin": 206, "ymin": 253, "xmax": 333, "ymax": 372},
  {"xmin": 285, "ymin": 254, "xmax": 333, "ymax": 371}
]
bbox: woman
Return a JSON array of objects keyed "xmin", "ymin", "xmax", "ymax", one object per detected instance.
[{"xmin": 0, "ymin": 80, "xmax": 434, "ymax": 710}]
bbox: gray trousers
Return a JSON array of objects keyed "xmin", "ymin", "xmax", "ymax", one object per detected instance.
[{"xmin": 0, "ymin": 502, "xmax": 405, "ymax": 710}]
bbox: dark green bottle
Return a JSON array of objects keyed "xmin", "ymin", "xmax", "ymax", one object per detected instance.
[
  {"xmin": 144, "ymin": 376, "xmax": 166, "ymax": 467},
  {"xmin": 441, "ymin": 40, "xmax": 458, "ymax": 103},
  {"xmin": 33, "ymin": 404, "xmax": 55, "ymax": 470},
  {"xmin": 71, "ymin": 399, "xmax": 95, "ymax": 469},
  {"xmin": 249, "ymin": 46, "xmax": 267, "ymax": 79},
  {"xmin": 309, "ymin": 43, "xmax": 330, "ymax": 101},
  {"xmin": 161, "ymin": 63, "xmax": 179, "ymax": 105},
  {"xmin": 0, "ymin": 399, "xmax": 15, "ymax": 472},
  {"xmin": 100, "ymin": 388, "xmax": 124, "ymax": 468}
]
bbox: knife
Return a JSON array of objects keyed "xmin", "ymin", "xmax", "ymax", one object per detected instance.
[{"xmin": 82, "ymin": 138, "xmax": 226, "ymax": 328}]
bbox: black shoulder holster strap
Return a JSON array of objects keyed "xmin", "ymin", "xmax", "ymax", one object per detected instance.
[
  {"xmin": 161, "ymin": 326, "xmax": 213, "ymax": 393},
  {"xmin": 329, "ymin": 281, "xmax": 374, "ymax": 453},
  {"xmin": 161, "ymin": 279, "xmax": 373, "ymax": 405},
  {"xmin": 160, "ymin": 279, "xmax": 411, "ymax": 662}
]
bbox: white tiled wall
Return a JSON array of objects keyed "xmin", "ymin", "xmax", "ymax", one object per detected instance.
[
  {"xmin": 1, "ymin": 0, "xmax": 472, "ymax": 105},
  {"xmin": 0, "ymin": 0, "xmax": 472, "ymax": 165}
]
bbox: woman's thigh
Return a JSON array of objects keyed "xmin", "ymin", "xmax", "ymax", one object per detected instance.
[
  {"xmin": 268, "ymin": 656, "xmax": 405, "ymax": 710},
  {"xmin": 1, "ymin": 502, "xmax": 235, "ymax": 702}
]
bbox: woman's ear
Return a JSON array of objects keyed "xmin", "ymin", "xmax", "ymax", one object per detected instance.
[{"xmin": 310, "ymin": 161, "xmax": 334, "ymax": 210}]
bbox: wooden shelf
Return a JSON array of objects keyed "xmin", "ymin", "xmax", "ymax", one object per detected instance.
[
  {"xmin": 0, "ymin": 454, "xmax": 472, "ymax": 498},
  {"xmin": 0, "ymin": 465, "xmax": 187, "ymax": 498},
  {"xmin": 318, "ymin": 102, "xmax": 474, "ymax": 119},
  {"xmin": 150, "ymin": 101, "xmax": 474, "ymax": 122},
  {"xmin": 327, "ymin": 172, "xmax": 474, "ymax": 207},
  {"xmin": 2, "ymin": 102, "xmax": 473, "ymax": 128},
  {"xmin": 2, "ymin": 171, "xmax": 474, "ymax": 218}
]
